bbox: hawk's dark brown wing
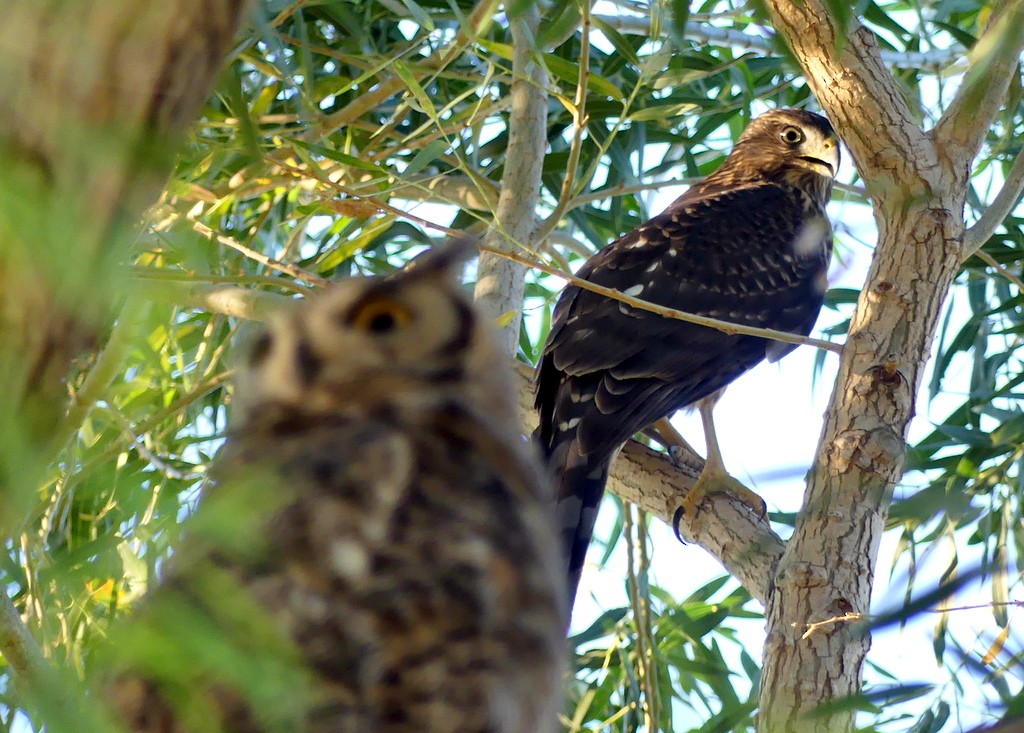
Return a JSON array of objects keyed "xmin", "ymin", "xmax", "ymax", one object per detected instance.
[{"xmin": 535, "ymin": 178, "xmax": 832, "ymax": 608}]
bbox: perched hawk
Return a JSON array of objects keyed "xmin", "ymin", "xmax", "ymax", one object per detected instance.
[{"xmin": 535, "ymin": 109, "xmax": 840, "ymax": 610}]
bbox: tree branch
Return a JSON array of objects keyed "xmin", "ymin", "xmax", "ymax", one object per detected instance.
[
  {"xmin": 314, "ymin": 76, "xmax": 406, "ymax": 139},
  {"xmin": 593, "ymin": 15, "xmax": 964, "ymax": 70},
  {"xmin": 485, "ymin": 244, "xmax": 844, "ymax": 355},
  {"xmin": 472, "ymin": 6, "xmax": 549, "ymax": 355},
  {"xmin": 512, "ymin": 363, "xmax": 783, "ymax": 605},
  {"xmin": 963, "ymin": 146, "xmax": 1024, "ymax": 257},
  {"xmin": 534, "ymin": 0, "xmax": 591, "ymax": 244},
  {"xmin": 934, "ymin": 2, "xmax": 1024, "ymax": 163},
  {"xmin": 186, "ymin": 216, "xmax": 330, "ymax": 288},
  {"xmin": 762, "ymin": 5, "xmax": 938, "ymax": 201},
  {"xmin": 381, "ymin": 174, "xmax": 499, "ymax": 211},
  {"xmin": 131, "ymin": 280, "xmax": 294, "ymax": 321},
  {"xmin": 0, "ymin": 591, "xmax": 45, "ymax": 685}
]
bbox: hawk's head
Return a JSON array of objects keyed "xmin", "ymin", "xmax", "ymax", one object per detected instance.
[{"xmin": 714, "ymin": 109, "xmax": 840, "ymax": 206}]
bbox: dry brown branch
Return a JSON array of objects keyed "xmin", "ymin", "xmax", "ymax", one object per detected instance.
[
  {"xmin": 489, "ymin": 245, "xmax": 844, "ymax": 355},
  {"xmin": 797, "ymin": 612, "xmax": 864, "ymax": 641},
  {"xmin": 186, "ymin": 216, "xmax": 330, "ymax": 288}
]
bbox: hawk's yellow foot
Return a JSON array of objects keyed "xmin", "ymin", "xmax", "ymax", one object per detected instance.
[
  {"xmin": 674, "ymin": 394, "xmax": 766, "ymax": 536},
  {"xmin": 676, "ymin": 456, "xmax": 767, "ymax": 535}
]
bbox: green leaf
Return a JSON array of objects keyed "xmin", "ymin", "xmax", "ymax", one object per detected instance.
[
  {"xmin": 821, "ymin": 0, "xmax": 855, "ymax": 54},
  {"xmin": 391, "ymin": 59, "xmax": 436, "ymax": 114},
  {"xmin": 668, "ymin": 0, "xmax": 690, "ymax": 48},
  {"xmin": 403, "ymin": 139, "xmax": 451, "ymax": 175},
  {"xmin": 477, "ymin": 39, "xmax": 624, "ymax": 100}
]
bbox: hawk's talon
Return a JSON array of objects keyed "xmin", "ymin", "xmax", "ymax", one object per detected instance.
[
  {"xmin": 649, "ymin": 417, "xmax": 704, "ymax": 474},
  {"xmin": 671, "ymin": 506, "xmax": 688, "ymax": 544},
  {"xmin": 676, "ymin": 464, "xmax": 766, "ymax": 535}
]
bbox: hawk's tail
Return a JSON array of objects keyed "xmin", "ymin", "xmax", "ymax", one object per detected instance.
[{"xmin": 539, "ymin": 430, "xmax": 611, "ymax": 617}]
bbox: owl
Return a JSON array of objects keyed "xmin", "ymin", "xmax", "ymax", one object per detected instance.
[{"xmin": 106, "ymin": 240, "xmax": 566, "ymax": 733}]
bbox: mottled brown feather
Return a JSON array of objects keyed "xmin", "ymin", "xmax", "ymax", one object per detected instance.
[{"xmin": 107, "ymin": 241, "xmax": 566, "ymax": 733}]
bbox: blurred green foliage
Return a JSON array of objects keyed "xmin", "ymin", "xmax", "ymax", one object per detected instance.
[{"xmin": 1, "ymin": 0, "xmax": 1022, "ymax": 731}]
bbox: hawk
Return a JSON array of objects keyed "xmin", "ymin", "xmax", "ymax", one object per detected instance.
[
  {"xmin": 107, "ymin": 240, "xmax": 566, "ymax": 733},
  {"xmin": 535, "ymin": 109, "xmax": 840, "ymax": 610}
]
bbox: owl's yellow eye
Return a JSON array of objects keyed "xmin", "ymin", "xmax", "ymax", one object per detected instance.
[{"xmin": 348, "ymin": 298, "xmax": 414, "ymax": 334}]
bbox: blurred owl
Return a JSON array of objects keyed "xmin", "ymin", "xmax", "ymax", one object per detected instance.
[{"xmin": 106, "ymin": 240, "xmax": 566, "ymax": 733}]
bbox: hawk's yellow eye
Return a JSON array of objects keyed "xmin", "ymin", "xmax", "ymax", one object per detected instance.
[
  {"xmin": 780, "ymin": 126, "xmax": 805, "ymax": 144},
  {"xmin": 348, "ymin": 298, "xmax": 414, "ymax": 334}
]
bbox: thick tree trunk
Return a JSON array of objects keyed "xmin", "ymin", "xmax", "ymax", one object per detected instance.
[
  {"xmin": 0, "ymin": 1, "xmax": 249, "ymax": 525},
  {"xmin": 751, "ymin": 3, "xmax": 1024, "ymax": 731},
  {"xmin": 760, "ymin": 199, "xmax": 963, "ymax": 732}
]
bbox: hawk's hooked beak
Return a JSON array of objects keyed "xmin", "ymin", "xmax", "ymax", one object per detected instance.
[{"xmin": 797, "ymin": 137, "xmax": 840, "ymax": 178}]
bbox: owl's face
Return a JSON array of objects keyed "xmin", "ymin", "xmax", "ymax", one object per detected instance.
[{"xmin": 234, "ymin": 241, "xmax": 514, "ymax": 428}]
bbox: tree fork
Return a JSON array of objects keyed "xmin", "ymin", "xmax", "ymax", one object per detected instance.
[{"xmin": 756, "ymin": 2, "xmax": 1024, "ymax": 731}]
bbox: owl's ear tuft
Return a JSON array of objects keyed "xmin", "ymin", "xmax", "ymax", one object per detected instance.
[{"xmin": 396, "ymin": 236, "xmax": 478, "ymax": 285}]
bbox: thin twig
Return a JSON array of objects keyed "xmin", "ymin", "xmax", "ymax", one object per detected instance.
[
  {"xmin": 110, "ymin": 409, "xmax": 206, "ymax": 482},
  {"xmin": 796, "ymin": 600, "xmax": 1023, "ymax": 643},
  {"xmin": 595, "ymin": 15, "xmax": 964, "ymax": 69},
  {"xmin": 930, "ymin": 600, "xmax": 1024, "ymax": 613},
  {"xmin": 483, "ymin": 244, "xmax": 845, "ymax": 354},
  {"xmin": 276, "ymin": 159, "xmax": 466, "ymax": 238},
  {"xmin": 570, "ymin": 179, "xmax": 702, "ymax": 209},
  {"xmin": 41, "ymin": 372, "xmax": 233, "ymax": 489},
  {"xmin": 973, "ymin": 249, "xmax": 1024, "ymax": 293},
  {"xmin": 49, "ymin": 300, "xmax": 150, "ymax": 460},
  {"xmin": 536, "ymin": 0, "xmax": 592, "ymax": 242},
  {"xmin": 636, "ymin": 508, "xmax": 658, "ymax": 729},
  {"xmin": 315, "ymin": 76, "xmax": 407, "ymax": 139},
  {"xmin": 623, "ymin": 507, "xmax": 658, "ymax": 731},
  {"xmin": 186, "ymin": 216, "xmax": 329, "ymax": 287},
  {"xmin": 797, "ymin": 612, "xmax": 864, "ymax": 640},
  {"xmin": 963, "ymin": 147, "xmax": 1024, "ymax": 257},
  {"xmin": 130, "ymin": 267, "xmax": 314, "ymax": 297},
  {"xmin": 132, "ymin": 280, "xmax": 296, "ymax": 322},
  {"xmin": 176, "ymin": 191, "xmax": 843, "ymax": 354}
]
